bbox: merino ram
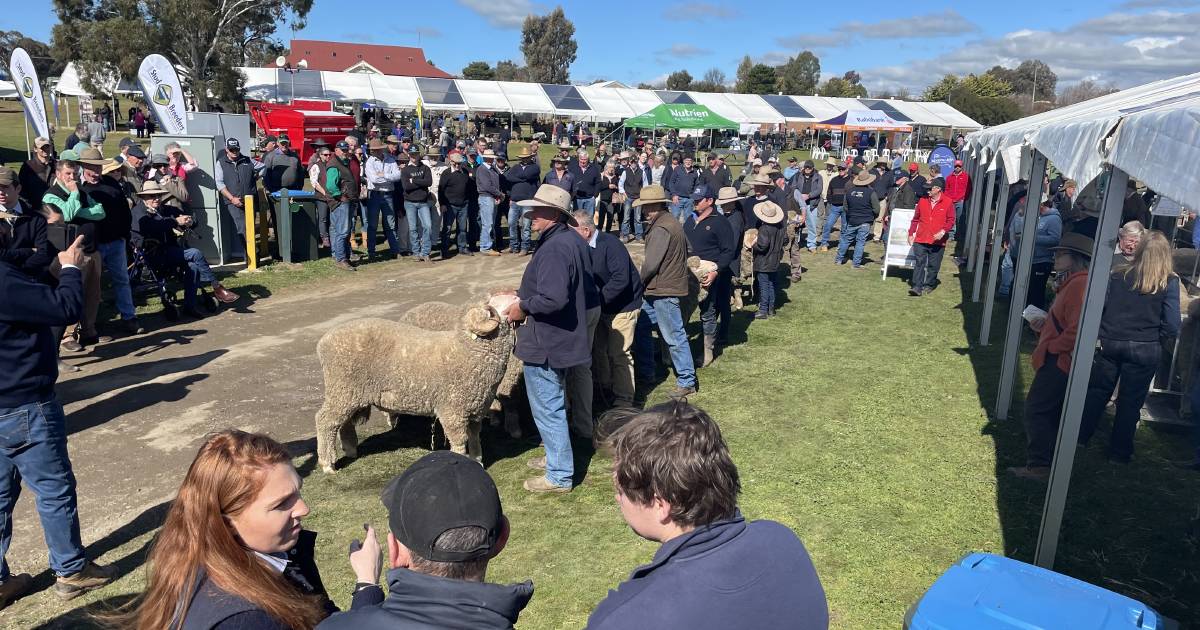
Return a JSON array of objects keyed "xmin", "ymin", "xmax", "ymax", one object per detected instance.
[{"xmin": 314, "ymin": 295, "xmax": 515, "ymax": 472}]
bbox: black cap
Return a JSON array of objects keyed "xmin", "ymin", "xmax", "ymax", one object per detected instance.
[
  {"xmin": 126, "ymin": 145, "xmax": 147, "ymax": 159},
  {"xmin": 264, "ymin": 135, "xmax": 278, "ymax": 143},
  {"xmin": 689, "ymin": 182, "xmax": 715, "ymax": 203},
  {"xmin": 225, "ymin": 138, "xmax": 241, "ymax": 151},
  {"xmin": 853, "ymin": 156, "xmax": 865, "ymax": 165},
  {"xmin": 310, "ymin": 138, "xmax": 330, "ymax": 147},
  {"xmin": 381, "ymin": 451, "xmax": 503, "ymax": 562},
  {"xmin": 119, "ymin": 137, "xmax": 136, "ymax": 148},
  {"xmin": 335, "ymin": 140, "xmax": 350, "ymax": 150},
  {"xmin": 787, "ymin": 156, "xmax": 797, "ymax": 163},
  {"xmin": 930, "ymin": 177, "xmax": 946, "ymax": 190}
]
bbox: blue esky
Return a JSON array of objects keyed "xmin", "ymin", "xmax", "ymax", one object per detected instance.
[{"xmin": 10, "ymin": 0, "xmax": 1200, "ymax": 94}]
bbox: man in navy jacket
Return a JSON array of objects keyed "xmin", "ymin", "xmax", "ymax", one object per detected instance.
[
  {"xmin": 586, "ymin": 402, "xmax": 828, "ymax": 630},
  {"xmin": 505, "ymin": 184, "xmax": 593, "ymax": 493},
  {"xmin": 0, "ymin": 231, "xmax": 115, "ymax": 606}
]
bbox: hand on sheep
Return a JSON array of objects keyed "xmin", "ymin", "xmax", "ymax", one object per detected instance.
[
  {"xmin": 348, "ymin": 523, "xmax": 382, "ymax": 585},
  {"xmin": 504, "ymin": 300, "xmax": 526, "ymax": 324},
  {"xmin": 701, "ymin": 270, "xmax": 717, "ymax": 288}
]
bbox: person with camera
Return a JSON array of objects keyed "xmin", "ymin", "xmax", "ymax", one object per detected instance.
[
  {"xmin": 131, "ymin": 182, "xmax": 238, "ymax": 317},
  {"xmin": 0, "ymin": 230, "xmax": 115, "ymax": 608},
  {"xmin": 41, "ymin": 155, "xmax": 108, "ymax": 353}
]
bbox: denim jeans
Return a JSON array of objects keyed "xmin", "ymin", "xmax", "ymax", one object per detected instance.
[
  {"xmin": 575, "ymin": 197, "xmax": 595, "ymax": 215},
  {"xmin": 315, "ymin": 200, "xmax": 330, "ymax": 239},
  {"xmin": 755, "ymin": 270, "xmax": 777, "ymax": 315},
  {"xmin": 404, "ymin": 201, "xmax": 432, "ymax": 257},
  {"xmin": 621, "ymin": 199, "xmax": 643, "ymax": 239},
  {"xmin": 819, "ymin": 205, "xmax": 845, "ymax": 247},
  {"xmin": 1079, "ymin": 339, "xmax": 1161, "ymax": 461},
  {"xmin": 443, "ymin": 203, "xmax": 470, "ymax": 253},
  {"xmin": 523, "ymin": 363, "xmax": 573, "ymax": 488},
  {"xmin": 803, "ymin": 202, "xmax": 823, "ymax": 250},
  {"xmin": 643, "ymin": 296, "xmax": 696, "ymax": 389},
  {"xmin": 96, "ymin": 239, "xmax": 135, "ymax": 320},
  {"xmin": 0, "ymin": 396, "xmax": 86, "ymax": 580},
  {"xmin": 477, "ymin": 195, "xmax": 496, "ymax": 252},
  {"xmin": 634, "ymin": 306, "xmax": 658, "ymax": 383},
  {"xmin": 365, "ymin": 191, "xmax": 402, "ymax": 256},
  {"xmin": 999, "ymin": 249, "xmax": 1014, "ymax": 297},
  {"xmin": 331, "ymin": 202, "xmax": 351, "ymax": 263},
  {"xmin": 507, "ymin": 203, "xmax": 531, "ymax": 252},
  {"xmin": 671, "ymin": 197, "xmax": 694, "ymax": 222},
  {"xmin": 698, "ymin": 269, "xmax": 731, "ymax": 340},
  {"xmin": 836, "ymin": 222, "xmax": 872, "ymax": 266},
  {"xmin": 951, "ymin": 201, "xmax": 964, "ymax": 242},
  {"xmin": 153, "ymin": 247, "xmax": 203, "ymax": 308}
]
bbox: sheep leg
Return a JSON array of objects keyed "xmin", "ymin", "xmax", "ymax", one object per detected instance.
[
  {"xmin": 339, "ymin": 411, "xmax": 364, "ymax": 461},
  {"xmin": 503, "ymin": 403, "xmax": 522, "ymax": 439},
  {"xmin": 316, "ymin": 400, "xmax": 355, "ymax": 473},
  {"xmin": 384, "ymin": 412, "xmax": 400, "ymax": 430},
  {"xmin": 467, "ymin": 418, "xmax": 484, "ymax": 463},
  {"xmin": 440, "ymin": 413, "xmax": 470, "ymax": 456}
]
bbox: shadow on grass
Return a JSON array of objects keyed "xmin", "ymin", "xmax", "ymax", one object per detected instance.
[{"xmin": 954, "ymin": 253, "xmax": 1200, "ymax": 626}]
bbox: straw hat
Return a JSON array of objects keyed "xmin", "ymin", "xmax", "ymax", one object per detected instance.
[
  {"xmin": 516, "ymin": 146, "xmax": 536, "ymax": 159},
  {"xmin": 716, "ymin": 187, "xmax": 744, "ymax": 207},
  {"xmin": 77, "ymin": 147, "xmax": 112, "ymax": 166},
  {"xmin": 101, "ymin": 160, "xmax": 124, "ymax": 176},
  {"xmin": 632, "ymin": 184, "xmax": 670, "ymax": 208},
  {"xmin": 824, "ymin": 157, "xmax": 840, "ymax": 168},
  {"xmin": 852, "ymin": 170, "xmax": 877, "ymax": 186},
  {"xmin": 367, "ymin": 138, "xmax": 386, "ymax": 151},
  {"xmin": 449, "ymin": 153, "xmax": 466, "ymax": 164},
  {"xmin": 752, "ymin": 200, "xmax": 784, "ymax": 224},
  {"xmin": 385, "ymin": 135, "xmax": 400, "ymax": 144},
  {"xmin": 135, "ymin": 181, "xmax": 168, "ymax": 197},
  {"xmin": 516, "ymin": 184, "xmax": 578, "ymax": 225},
  {"xmin": 481, "ymin": 149, "xmax": 497, "ymax": 160},
  {"xmin": 748, "ymin": 172, "xmax": 773, "ymax": 188},
  {"xmin": 1050, "ymin": 232, "xmax": 1094, "ymax": 258}
]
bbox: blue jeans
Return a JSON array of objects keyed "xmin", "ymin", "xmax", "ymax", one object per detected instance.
[
  {"xmin": 756, "ymin": 270, "xmax": 777, "ymax": 315},
  {"xmin": 0, "ymin": 397, "xmax": 86, "ymax": 580},
  {"xmin": 331, "ymin": 202, "xmax": 351, "ymax": 263},
  {"xmin": 643, "ymin": 296, "xmax": 696, "ymax": 389},
  {"xmin": 671, "ymin": 197, "xmax": 694, "ymax": 222},
  {"xmin": 999, "ymin": 249, "xmax": 1014, "ymax": 297},
  {"xmin": 96, "ymin": 239, "xmax": 135, "ymax": 320},
  {"xmin": 836, "ymin": 222, "xmax": 872, "ymax": 266},
  {"xmin": 699, "ymin": 270, "xmax": 731, "ymax": 340},
  {"xmin": 803, "ymin": 202, "xmax": 822, "ymax": 250},
  {"xmin": 575, "ymin": 197, "xmax": 595, "ymax": 214},
  {"xmin": 621, "ymin": 199, "xmax": 643, "ymax": 239},
  {"xmin": 153, "ymin": 246, "xmax": 209, "ymax": 308},
  {"xmin": 443, "ymin": 203, "xmax": 470, "ymax": 253},
  {"xmin": 404, "ymin": 201, "xmax": 432, "ymax": 257},
  {"xmin": 820, "ymin": 205, "xmax": 845, "ymax": 247},
  {"xmin": 523, "ymin": 363, "xmax": 573, "ymax": 488},
  {"xmin": 477, "ymin": 195, "xmax": 496, "ymax": 252},
  {"xmin": 507, "ymin": 203, "xmax": 532, "ymax": 252},
  {"xmin": 950, "ymin": 201, "xmax": 964, "ymax": 241},
  {"xmin": 634, "ymin": 306, "xmax": 658, "ymax": 383},
  {"xmin": 365, "ymin": 191, "xmax": 402, "ymax": 256}
]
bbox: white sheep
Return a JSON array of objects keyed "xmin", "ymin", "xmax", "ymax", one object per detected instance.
[
  {"xmin": 398, "ymin": 299, "xmax": 525, "ymax": 438},
  {"xmin": 314, "ymin": 296, "xmax": 514, "ymax": 472}
]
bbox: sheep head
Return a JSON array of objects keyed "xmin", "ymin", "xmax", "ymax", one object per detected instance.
[{"xmin": 464, "ymin": 294, "xmax": 521, "ymax": 338}]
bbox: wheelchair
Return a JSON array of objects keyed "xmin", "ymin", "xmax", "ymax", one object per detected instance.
[{"xmin": 127, "ymin": 236, "xmax": 218, "ymax": 321}]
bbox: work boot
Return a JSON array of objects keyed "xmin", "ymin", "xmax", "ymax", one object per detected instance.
[
  {"xmin": 212, "ymin": 285, "xmax": 239, "ymax": 304},
  {"xmin": 54, "ymin": 561, "xmax": 115, "ymax": 601},
  {"xmin": 335, "ymin": 260, "xmax": 356, "ymax": 272},
  {"xmin": 485, "ymin": 250, "xmax": 502, "ymax": 257},
  {"xmin": 58, "ymin": 360, "xmax": 80, "ymax": 374},
  {"xmin": 702, "ymin": 334, "xmax": 716, "ymax": 367},
  {"xmin": 527, "ymin": 455, "xmax": 546, "ymax": 470},
  {"xmin": 120, "ymin": 318, "xmax": 145, "ymax": 335},
  {"xmin": 523, "ymin": 477, "xmax": 570, "ymax": 494},
  {"xmin": 0, "ymin": 573, "xmax": 32, "ymax": 609},
  {"xmin": 668, "ymin": 384, "xmax": 697, "ymax": 400}
]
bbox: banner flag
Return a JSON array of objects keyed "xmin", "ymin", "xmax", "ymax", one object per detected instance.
[
  {"xmin": 137, "ymin": 53, "xmax": 188, "ymax": 134},
  {"xmin": 8, "ymin": 47, "xmax": 51, "ymax": 139}
]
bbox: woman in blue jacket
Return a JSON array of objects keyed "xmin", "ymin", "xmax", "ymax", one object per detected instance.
[{"xmin": 1008, "ymin": 199, "xmax": 1061, "ymax": 310}]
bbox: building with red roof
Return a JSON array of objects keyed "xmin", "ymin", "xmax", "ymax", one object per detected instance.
[{"xmin": 273, "ymin": 39, "xmax": 452, "ymax": 78}]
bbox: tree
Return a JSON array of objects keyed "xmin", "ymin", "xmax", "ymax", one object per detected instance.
[
  {"xmin": 1015, "ymin": 59, "xmax": 1057, "ymax": 104},
  {"xmin": 461, "ymin": 61, "xmax": 495, "ymax": 80},
  {"xmin": 493, "ymin": 59, "xmax": 527, "ymax": 82},
  {"xmin": 520, "ymin": 7, "xmax": 577, "ymax": 84},
  {"xmin": 960, "ymin": 73, "xmax": 1012, "ymax": 98},
  {"xmin": 692, "ymin": 67, "xmax": 727, "ymax": 92},
  {"xmin": 0, "ymin": 31, "xmax": 63, "ymax": 78},
  {"xmin": 775, "ymin": 51, "xmax": 820, "ymax": 95},
  {"xmin": 742, "ymin": 64, "xmax": 777, "ymax": 94},
  {"xmin": 734, "ymin": 55, "xmax": 753, "ymax": 92},
  {"xmin": 946, "ymin": 87, "xmax": 1021, "ymax": 126},
  {"xmin": 53, "ymin": 0, "xmax": 313, "ymax": 110},
  {"xmin": 923, "ymin": 74, "xmax": 961, "ymax": 102},
  {"xmin": 1058, "ymin": 79, "xmax": 1119, "ymax": 107},
  {"xmin": 817, "ymin": 76, "xmax": 866, "ymax": 99},
  {"xmin": 636, "ymin": 82, "xmax": 658, "ymax": 90},
  {"xmin": 666, "ymin": 69, "xmax": 693, "ymax": 91}
]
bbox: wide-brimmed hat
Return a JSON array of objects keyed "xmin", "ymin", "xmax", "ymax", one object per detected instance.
[
  {"xmin": 77, "ymin": 147, "xmax": 112, "ymax": 166},
  {"xmin": 517, "ymin": 184, "xmax": 578, "ymax": 225},
  {"xmin": 550, "ymin": 155, "xmax": 569, "ymax": 164},
  {"xmin": 1050, "ymin": 232, "xmax": 1094, "ymax": 258},
  {"xmin": 135, "ymin": 181, "xmax": 168, "ymax": 197},
  {"xmin": 824, "ymin": 157, "xmax": 840, "ymax": 168},
  {"xmin": 753, "ymin": 200, "xmax": 784, "ymax": 224},
  {"xmin": 424, "ymin": 147, "xmax": 440, "ymax": 158},
  {"xmin": 716, "ymin": 187, "xmax": 744, "ymax": 207},
  {"xmin": 309, "ymin": 138, "xmax": 330, "ymax": 148},
  {"xmin": 748, "ymin": 172, "xmax": 773, "ymax": 187},
  {"xmin": 481, "ymin": 149, "xmax": 497, "ymax": 160},
  {"xmin": 517, "ymin": 146, "xmax": 536, "ymax": 159},
  {"xmin": 367, "ymin": 138, "xmax": 386, "ymax": 151},
  {"xmin": 101, "ymin": 160, "xmax": 124, "ymax": 176},
  {"xmin": 385, "ymin": 135, "xmax": 400, "ymax": 144},
  {"xmin": 619, "ymin": 150, "xmax": 633, "ymax": 160},
  {"xmin": 449, "ymin": 153, "xmax": 466, "ymax": 164},
  {"xmin": 853, "ymin": 170, "xmax": 876, "ymax": 186},
  {"xmin": 632, "ymin": 184, "xmax": 670, "ymax": 208}
]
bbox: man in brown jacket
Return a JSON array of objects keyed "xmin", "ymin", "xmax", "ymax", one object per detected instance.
[{"xmin": 635, "ymin": 185, "xmax": 697, "ymax": 399}]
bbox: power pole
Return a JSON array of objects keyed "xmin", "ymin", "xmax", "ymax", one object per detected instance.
[{"xmin": 1031, "ymin": 64, "xmax": 1039, "ymax": 109}]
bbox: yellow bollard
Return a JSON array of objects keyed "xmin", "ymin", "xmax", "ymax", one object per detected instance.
[{"xmin": 244, "ymin": 194, "xmax": 258, "ymax": 270}]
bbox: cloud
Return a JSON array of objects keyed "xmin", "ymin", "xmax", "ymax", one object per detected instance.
[
  {"xmin": 390, "ymin": 26, "xmax": 444, "ymax": 39},
  {"xmin": 842, "ymin": 10, "xmax": 979, "ymax": 38},
  {"xmin": 755, "ymin": 51, "xmax": 793, "ymax": 67},
  {"xmin": 858, "ymin": 8, "xmax": 1200, "ymax": 95},
  {"xmin": 662, "ymin": 2, "xmax": 736, "ymax": 21},
  {"xmin": 775, "ymin": 34, "xmax": 845, "ymax": 50},
  {"xmin": 655, "ymin": 43, "xmax": 704, "ymax": 62},
  {"xmin": 1117, "ymin": 0, "xmax": 1198, "ymax": 8},
  {"xmin": 1073, "ymin": 10, "xmax": 1200, "ymax": 35},
  {"xmin": 455, "ymin": 0, "xmax": 541, "ymax": 29}
]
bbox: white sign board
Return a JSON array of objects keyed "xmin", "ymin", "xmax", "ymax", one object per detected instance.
[
  {"xmin": 8, "ymin": 47, "xmax": 50, "ymax": 139},
  {"xmin": 882, "ymin": 208, "xmax": 917, "ymax": 279},
  {"xmin": 137, "ymin": 54, "xmax": 188, "ymax": 134}
]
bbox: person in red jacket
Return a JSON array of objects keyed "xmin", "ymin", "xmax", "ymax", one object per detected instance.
[
  {"xmin": 945, "ymin": 160, "xmax": 970, "ymax": 248},
  {"xmin": 906, "ymin": 177, "xmax": 955, "ymax": 296}
]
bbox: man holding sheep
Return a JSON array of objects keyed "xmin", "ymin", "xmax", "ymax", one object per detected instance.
[{"xmin": 505, "ymin": 184, "xmax": 595, "ymax": 494}]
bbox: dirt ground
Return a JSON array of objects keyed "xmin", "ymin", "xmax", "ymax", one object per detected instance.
[{"xmin": 6, "ymin": 253, "xmax": 533, "ymax": 576}]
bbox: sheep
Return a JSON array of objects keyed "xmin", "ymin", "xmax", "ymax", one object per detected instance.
[
  {"xmin": 314, "ymin": 295, "xmax": 514, "ymax": 473},
  {"xmin": 627, "ymin": 250, "xmax": 712, "ymax": 323},
  {"xmin": 398, "ymin": 299, "xmax": 525, "ymax": 438}
]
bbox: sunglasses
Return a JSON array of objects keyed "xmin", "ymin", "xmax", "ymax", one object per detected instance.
[{"xmin": 320, "ymin": 152, "xmax": 332, "ymax": 157}]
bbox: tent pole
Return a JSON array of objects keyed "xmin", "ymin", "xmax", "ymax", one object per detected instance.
[
  {"xmin": 995, "ymin": 150, "xmax": 1047, "ymax": 419},
  {"xmin": 24, "ymin": 115, "xmax": 31, "ymax": 160},
  {"xmin": 970, "ymin": 165, "xmax": 997, "ymax": 302},
  {"xmin": 980, "ymin": 174, "xmax": 1010, "ymax": 346},
  {"xmin": 1034, "ymin": 166, "xmax": 1128, "ymax": 569},
  {"xmin": 964, "ymin": 152, "xmax": 987, "ymax": 266}
]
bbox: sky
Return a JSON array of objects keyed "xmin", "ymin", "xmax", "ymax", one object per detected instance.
[{"xmin": 9, "ymin": 0, "xmax": 1200, "ymax": 95}]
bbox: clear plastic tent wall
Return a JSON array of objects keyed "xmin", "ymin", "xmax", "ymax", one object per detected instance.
[
  {"xmin": 723, "ymin": 94, "xmax": 785, "ymax": 124},
  {"xmin": 574, "ymin": 85, "xmax": 637, "ymax": 121},
  {"xmin": 685, "ymin": 92, "xmax": 753, "ymax": 124},
  {"xmin": 496, "ymin": 81, "xmax": 555, "ymax": 115},
  {"xmin": 610, "ymin": 88, "xmax": 663, "ymax": 118}
]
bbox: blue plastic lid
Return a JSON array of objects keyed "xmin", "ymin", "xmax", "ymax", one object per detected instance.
[{"xmin": 906, "ymin": 553, "xmax": 1161, "ymax": 630}]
